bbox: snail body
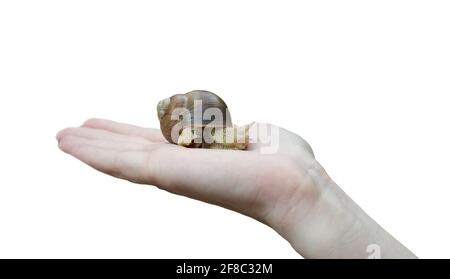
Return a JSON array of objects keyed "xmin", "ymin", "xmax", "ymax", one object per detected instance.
[{"xmin": 157, "ymin": 90, "xmax": 250, "ymax": 150}]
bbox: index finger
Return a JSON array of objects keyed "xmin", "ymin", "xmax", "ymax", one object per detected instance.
[{"xmin": 82, "ymin": 118, "xmax": 166, "ymax": 143}]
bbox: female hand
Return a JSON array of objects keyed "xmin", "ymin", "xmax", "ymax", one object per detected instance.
[{"xmin": 57, "ymin": 118, "xmax": 416, "ymax": 258}]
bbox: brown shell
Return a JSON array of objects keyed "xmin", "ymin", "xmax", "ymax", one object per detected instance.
[{"xmin": 157, "ymin": 90, "xmax": 232, "ymax": 144}]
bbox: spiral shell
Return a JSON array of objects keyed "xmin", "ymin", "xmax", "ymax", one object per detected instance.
[{"xmin": 157, "ymin": 90, "xmax": 249, "ymax": 150}]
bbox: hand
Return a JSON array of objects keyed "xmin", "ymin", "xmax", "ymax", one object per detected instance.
[{"xmin": 57, "ymin": 118, "xmax": 416, "ymax": 258}]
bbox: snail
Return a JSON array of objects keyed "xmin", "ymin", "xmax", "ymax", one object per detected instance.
[{"xmin": 157, "ymin": 90, "xmax": 251, "ymax": 150}]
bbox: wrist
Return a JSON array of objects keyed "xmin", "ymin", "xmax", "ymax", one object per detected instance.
[{"xmin": 275, "ymin": 160, "xmax": 417, "ymax": 258}]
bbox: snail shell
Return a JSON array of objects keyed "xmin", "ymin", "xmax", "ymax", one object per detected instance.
[{"xmin": 157, "ymin": 90, "xmax": 249, "ymax": 150}]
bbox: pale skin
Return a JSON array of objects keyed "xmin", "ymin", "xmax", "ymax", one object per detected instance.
[{"xmin": 57, "ymin": 118, "xmax": 417, "ymax": 259}]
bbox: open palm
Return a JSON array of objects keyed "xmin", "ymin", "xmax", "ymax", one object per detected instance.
[{"xmin": 57, "ymin": 118, "xmax": 327, "ymax": 253}]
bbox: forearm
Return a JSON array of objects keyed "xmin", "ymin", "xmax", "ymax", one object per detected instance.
[{"xmin": 280, "ymin": 163, "xmax": 417, "ymax": 259}]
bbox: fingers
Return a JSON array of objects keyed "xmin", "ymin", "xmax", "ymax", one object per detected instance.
[
  {"xmin": 82, "ymin": 118, "xmax": 166, "ymax": 143},
  {"xmin": 57, "ymin": 127, "xmax": 152, "ymax": 145},
  {"xmin": 60, "ymin": 134, "xmax": 154, "ymax": 152},
  {"xmin": 58, "ymin": 131, "xmax": 162, "ymax": 184}
]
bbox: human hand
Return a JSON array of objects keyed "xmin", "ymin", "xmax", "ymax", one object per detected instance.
[{"xmin": 57, "ymin": 118, "xmax": 416, "ymax": 258}]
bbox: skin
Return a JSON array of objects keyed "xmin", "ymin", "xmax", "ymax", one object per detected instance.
[{"xmin": 57, "ymin": 118, "xmax": 417, "ymax": 258}]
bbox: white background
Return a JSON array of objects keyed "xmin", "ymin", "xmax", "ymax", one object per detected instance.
[{"xmin": 0, "ymin": 1, "xmax": 449, "ymax": 258}]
